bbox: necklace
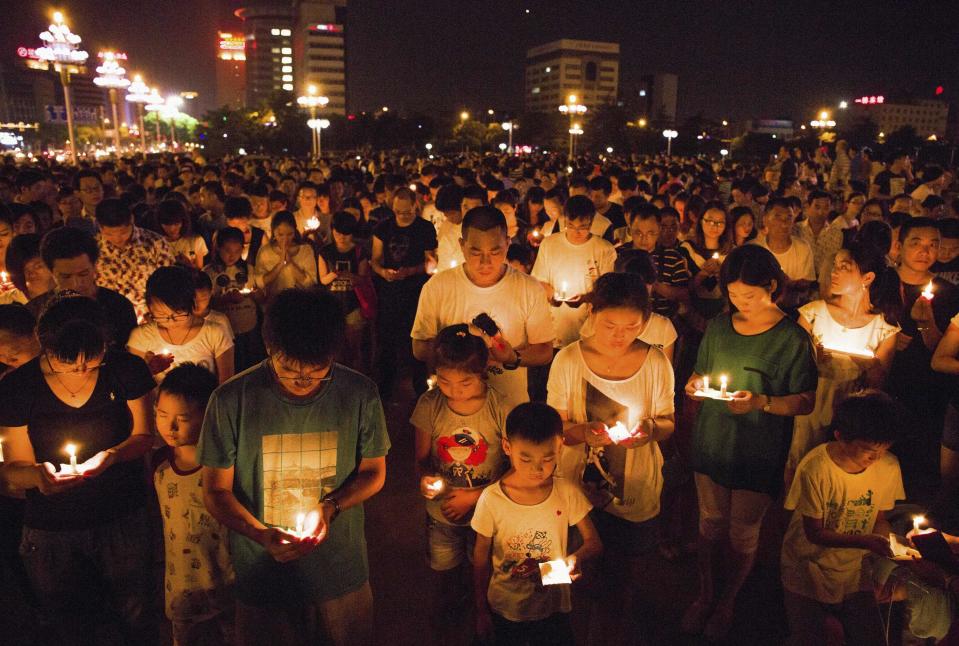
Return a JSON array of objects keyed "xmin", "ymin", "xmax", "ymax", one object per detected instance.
[
  {"xmin": 162, "ymin": 320, "xmax": 195, "ymax": 346},
  {"xmin": 46, "ymin": 356, "xmax": 93, "ymax": 399}
]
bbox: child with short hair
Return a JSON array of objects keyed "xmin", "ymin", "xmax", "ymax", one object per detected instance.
[
  {"xmin": 781, "ymin": 390, "xmax": 905, "ymax": 645},
  {"xmin": 191, "ymin": 270, "xmax": 234, "ymax": 342},
  {"xmin": 412, "ymin": 324, "xmax": 511, "ymax": 637},
  {"xmin": 153, "ymin": 363, "xmax": 235, "ymax": 646},
  {"xmin": 158, "ymin": 199, "xmax": 208, "ymax": 270},
  {"xmin": 472, "ymin": 402, "xmax": 602, "ymax": 645}
]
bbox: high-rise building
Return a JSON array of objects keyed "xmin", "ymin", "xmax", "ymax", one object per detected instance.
[
  {"xmin": 525, "ymin": 39, "xmax": 619, "ymax": 113},
  {"xmin": 216, "ymin": 32, "xmax": 247, "ymax": 109},
  {"xmin": 234, "ymin": 1, "xmax": 295, "ymax": 107},
  {"xmin": 635, "ymin": 73, "xmax": 678, "ymax": 127},
  {"xmin": 294, "ymin": 0, "xmax": 347, "ymax": 115},
  {"xmin": 850, "ymin": 96, "xmax": 948, "ymax": 140}
]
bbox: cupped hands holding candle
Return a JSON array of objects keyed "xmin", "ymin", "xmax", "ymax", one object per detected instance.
[
  {"xmin": 420, "ymin": 474, "xmax": 446, "ymax": 499},
  {"xmin": 260, "ymin": 504, "xmax": 333, "ymax": 562}
]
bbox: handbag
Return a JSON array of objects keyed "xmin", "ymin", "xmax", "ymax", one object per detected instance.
[{"xmin": 352, "ymin": 247, "xmax": 377, "ymax": 320}]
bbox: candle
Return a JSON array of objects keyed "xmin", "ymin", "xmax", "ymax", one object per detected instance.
[
  {"xmin": 711, "ymin": 252, "xmax": 720, "ymax": 260},
  {"xmin": 449, "ymin": 260, "xmax": 458, "ymax": 269},
  {"xmin": 239, "ymin": 287, "xmax": 253, "ymax": 295},
  {"xmin": 427, "ymin": 478, "xmax": 445, "ymax": 495},
  {"xmin": 0, "ymin": 271, "xmax": 8, "ymax": 285},
  {"xmin": 532, "ymin": 229, "xmax": 542, "ymax": 240},
  {"xmin": 605, "ymin": 421, "xmax": 634, "ymax": 444},
  {"xmin": 539, "ymin": 558, "xmax": 573, "ymax": 585},
  {"xmin": 703, "ymin": 375, "xmax": 710, "ymax": 392},
  {"xmin": 0, "ymin": 438, "xmax": 4, "ymax": 463},
  {"xmin": 295, "ymin": 512, "xmax": 306, "ymax": 535},
  {"xmin": 408, "ymin": 183, "xmax": 417, "ymax": 192},
  {"xmin": 922, "ymin": 281, "xmax": 934, "ymax": 300},
  {"xmin": 719, "ymin": 375, "xmax": 728, "ymax": 398},
  {"xmin": 558, "ymin": 281, "xmax": 568, "ymax": 301},
  {"xmin": 161, "ymin": 348, "xmax": 171, "ymax": 356},
  {"xmin": 305, "ymin": 216, "xmax": 320, "ymax": 231},
  {"xmin": 913, "ymin": 514, "xmax": 926, "ymax": 534},
  {"xmin": 426, "ymin": 376, "xmax": 436, "ymax": 390},
  {"xmin": 65, "ymin": 443, "xmax": 78, "ymax": 475}
]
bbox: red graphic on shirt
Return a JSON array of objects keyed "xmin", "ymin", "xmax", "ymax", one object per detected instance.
[{"xmin": 437, "ymin": 429, "xmax": 489, "ymax": 466}]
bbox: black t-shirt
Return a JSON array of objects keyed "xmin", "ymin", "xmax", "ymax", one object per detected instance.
[
  {"xmin": 0, "ymin": 350, "xmax": 155, "ymax": 531},
  {"xmin": 27, "ymin": 287, "xmax": 137, "ymax": 349},
  {"xmin": 319, "ymin": 243, "xmax": 367, "ymax": 313},
  {"xmin": 602, "ymin": 202, "xmax": 626, "ymax": 230},
  {"xmin": 933, "ymin": 256, "xmax": 959, "ymax": 287},
  {"xmin": 872, "ymin": 170, "xmax": 906, "ymax": 198},
  {"xmin": 372, "ymin": 217, "xmax": 438, "ymax": 269}
]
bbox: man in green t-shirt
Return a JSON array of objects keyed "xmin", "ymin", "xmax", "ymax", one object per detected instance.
[{"xmin": 198, "ymin": 288, "xmax": 390, "ymax": 645}]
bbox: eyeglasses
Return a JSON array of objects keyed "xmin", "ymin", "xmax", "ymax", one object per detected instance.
[
  {"xmin": 45, "ymin": 353, "xmax": 106, "ymax": 374},
  {"xmin": 702, "ymin": 219, "xmax": 726, "ymax": 227},
  {"xmin": 150, "ymin": 312, "xmax": 191, "ymax": 323},
  {"xmin": 270, "ymin": 356, "xmax": 333, "ymax": 384}
]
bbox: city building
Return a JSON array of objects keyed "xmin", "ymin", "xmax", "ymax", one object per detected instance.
[
  {"xmin": 216, "ymin": 32, "xmax": 247, "ymax": 109},
  {"xmin": 745, "ymin": 119, "xmax": 795, "ymax": 139},
  {"xmin": 294, "ymin": 0, "xmax": 347, "ymax": 115},
  {"xmin": 524, "ymin": 39, "xmax": 619, "ymax": 113},
  {"xmin": 234, "ymin": 1, "xmax": 295, "ymax": 106},
  {"xmin": 1, "ymin": 51, "xmax": 103, "ymax": 126},
  {"xmin": 850, "ymin": 96, "xmax": 949, "ymax": 140},
  {"xmin": 635, "ymin": 73, "xmax": 678, "ymax": 127}
]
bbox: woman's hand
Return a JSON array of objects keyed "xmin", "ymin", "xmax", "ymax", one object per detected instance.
[
  {"xmin": 585, "ymin": 422, "xmax": 612, "ymax": 448},
  {"xmin": 34, "ymin": 463, "xmax": 84, "ymax": 496},
  {"xmin": 77, "ymin": 449, "xmax": 118, "ymax": 478},
  {"xmin": 144, "ymin": 351, "xmax": 174, "ymax": 375},
  {"xmin": 685, "ymin": 375, "xmax": 706, "ymax": 401},
  {"xmin": 910, "ymin": 296, "xmax": 934, "ymax": 326},
  {"xmin": 727, "ymin": 390, "xmax": 762, "ymax": 415}
]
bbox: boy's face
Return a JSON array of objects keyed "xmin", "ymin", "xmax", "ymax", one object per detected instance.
[
  {"xmin": 155, "ymin": 392, "xmax": 204, "ymax": 447},
  {"xmin": 435, "ymin": 367, "xmax": 484, "ymax": 403},
  {"xmin": 835, "ymin": 435, "xmax": 892, "ymax": 472},
  {"xmin": 938, "ymin": 237, "xmax": 959, "ymax": 264},
  {"xmin": 564, "ymin": 216, "xmax": 592, "ymax": 244},
  {"xmin": 630, "ymin": 216, "xmax": 660, "ymax": 252},
  {"xmin": 219, "ymin": 240, "xmax": 243, "ymax": 266},
  {"xmin": 659, "ymin": 215, "xmax": 679, "ymax": 247},
  {"xmin": 503, "ymin": 435, "xmax": 562, "ymax": 485}
]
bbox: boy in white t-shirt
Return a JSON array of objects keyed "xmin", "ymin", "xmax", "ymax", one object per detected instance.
[
  {"xmin": 781, "ymin": 390, "xmax": 904, "ymax": 645},
  {"xmin": 472, "ymin": 403, "xmax": 602, "ymax": 645},
  {"xmin": 531, "ymin": 195, "xmax": 617, "ymax": 349}
]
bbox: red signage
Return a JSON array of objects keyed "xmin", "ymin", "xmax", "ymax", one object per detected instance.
[{"xmin": 854, "ymin": 96, "xmax": 885, "ymax": 105}]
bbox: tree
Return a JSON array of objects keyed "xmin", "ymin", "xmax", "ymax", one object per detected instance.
[
  {"xmin": 839, "ymin": 117, "xmax": 880, "ymax": 148},
  {"xmin": 451, "ymin": 119, "xmax": 486, "ymax": 152},
  {"xmin": 584, "ymin": 104, "xmax": 632, "ymax": 154},
  {"xmin": 885, "ymin": 125, "xmax": 922, "ymax": 153}
]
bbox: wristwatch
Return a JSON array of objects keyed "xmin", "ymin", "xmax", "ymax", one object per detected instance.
[
  {"xmin": 762, "ymin": 395, "xmax": 773, "ymax": 414},
  {"xmin": 502, "ymin": 348, "xmax": 521, "ymax": 371},
  {"xmin": 321, "ymin": 495, "xmax": 340, "ymax": 521}
]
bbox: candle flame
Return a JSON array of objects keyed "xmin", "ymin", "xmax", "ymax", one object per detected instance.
[
  {"xmin": 306, "ymin": 216, "xmax": 320, "ymax": 231},
  {"xmin": 913, "ymin": 514, "xmax": 926, "ymax": 531},
  {"xmin": 65, "ymin": 443, "xmax": 76, "ymax": 457},
  {"xmin": 711, "ymin": 252, "xmax": 720, "ymax": 260}
]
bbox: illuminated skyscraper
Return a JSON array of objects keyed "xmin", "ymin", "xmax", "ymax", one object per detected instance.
[
  {"xmin": 216, "ymin": 32, "xmax": 246, "ymax": 109},
  {"xmin": 234, "ymin": 1, "xmax": 295, "ymax": 106}
]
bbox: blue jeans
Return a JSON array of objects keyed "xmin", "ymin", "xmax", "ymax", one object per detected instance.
[{"xmin": 19, "ymin": 505, "xmax": 159, "ymax": 646}]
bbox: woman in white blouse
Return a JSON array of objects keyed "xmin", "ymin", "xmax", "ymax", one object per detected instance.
[{"xmin": 253, "ymin": 210, "xmax": 318, "ymax": 299}]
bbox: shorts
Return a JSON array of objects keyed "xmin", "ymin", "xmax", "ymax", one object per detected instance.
[
  {"xmin": 942, "ymin": 403, "xmax": 959, "ymax": 452},
  {"xmin": 589, "ymin": 510, "xmax": 659, "ymax": 559},
  {"xmin": 426, "ymin": 515, "xmax": 475, "ymax": 571}
]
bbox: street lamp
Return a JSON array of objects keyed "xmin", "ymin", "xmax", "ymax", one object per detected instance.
[
  {"xmin": 93, "ymin": 51, "xmax": 130, "ymax": 155},
  {"xmin": 558, "ymin": 95, "xmax": 587, "ymax": 156},
  {"xmin": 142, "ymin": 87, "xmax": 165, "ymax": 147},
  {"xmin": 568, "ymin": 123, "xmax": 584, "ymax": 155},
  {"xmin": 498, "ymin": 143, "xmax": 507, "ymax": 152},
  {"xmin": 297, "ymin": 85, "xmax": 329, "ymax": 159},
  {"xmin": 36, "ymin": 10, "xmax": 88, "ymax": 165},
  {"xmin": 308, "ymin": 118, "xmax": 330, "ymax": 158},
  {"xmin": 126, "ymin": 74, "xmax": 155, "ymax": 153},
  {"xmin": 501, "ymin": 121, "xmax": 515, "ymax": 152},
  {"xmin": 460, "ymin": 111, "xmax": 469, "ymax": 122},
  {"xmin": 662, "ymin": 129, "xmax": 678, "ymax": 156},
  {"xmin": 425, "ymin": 142, "xmax": 433, "ymax": 151},
  {"xmin": 160, "ymin": 95, "xmax": 184, "ymax": 149}
]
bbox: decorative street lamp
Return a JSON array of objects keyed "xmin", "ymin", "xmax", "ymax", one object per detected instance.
[
  {"xmin": 142, "ymin": 87, "xmax": 165, "ymax": 147},
  {"xmin": 501, "ymin": 121, "xmax": 516, "ymax": 153},
  {"xmin": 125, "ymin": 74, "xmax": 154, "ymax": 153},
  {"xmin": 662, "ymin": 129, "xmax": 678, "ymax": 156},
  {"xmin": 308, "ymin": 118, "xmax": 330, "ymax": 158},
  {"xmin": 161, "ymin": 96, "xmax": 184, "ymax": 149},
  {"xmin": 568, "ymin": 123, "xmax": 584, "ymax": 156},
  {"xmin": 297, "ymin": 85, "xmax": 329, "ymax": 159},
  {"xmin": 36, "ymin": 10, "xmax": 89, "ymax": 165},
  {"xmin": 93, "ymin": 51, "xmax": 130, "ymax": 155},
  {"xmin": 558, "ymin": 95, "xmax": 587, "ymax": 157}
]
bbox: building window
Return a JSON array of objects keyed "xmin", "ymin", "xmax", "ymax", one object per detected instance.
[
  {"xmin": 271, "ymin": 28, "xmax": 281, "ymax": 36},
  {"xmin": 532, "ymin": 87, "xmax": 541, "ymax": 94},
  {"xmin": 282, "ymin": 83, "xmax": 293, "ymax": 91},
  {"xmin": 280, "ymin": 29, "xmax": 291, "ymax": 36},
  {"xmin": 281, "ymin": 47, "xmax": 292, "ymax": 55},
  {"xmin": 282, "ymin": 66, "xmax": 292, "ymax": 73},
  {"xmin": 282, "ymin": 57, "xmax": 292, "ymax": 64},
  {"xmin": 585, "ymin": 62, "xmax": 597, "ymax": 82}
]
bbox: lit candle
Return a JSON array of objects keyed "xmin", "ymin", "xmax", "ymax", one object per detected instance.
[
  {"xmin": 408, "ymin": 183, "xmax": 417, "ymax": 192},
  {"xmin": 539, "ymin": 558, "xmax": 573, "ymax": 585},
  {"xmin": 913, "ymin": 514, "xmax": 926, "ymax": 534},
  {"xmin": 0, "ymin": 438, "xmax": 4, "ymax": 463},
  {"xmin": 295, "ymin": 512, "xmax": 306, "ymax": 536},
  {"xmin": 239, "ymin": 287, "xmax": 253, "ymax": 294},
  {"xmin": 922, "ymin": 281, "xmax": 934, "ymax": 300},
  {"xmin": 0, "ymin": 271, "xmax": 8, "ymax": 286},
  {"xmin": 532, "ymin": 229, "xmax": 542, "ymax": 240},
  {"xmin": 449, "ymin": 260, "xmax": 458, "ymax": 269},
  {"xmin": 426, "ymin": 376, "xmax": 436, "ymax": 390},
  {"xmin": 305, "ymin": 216, "xmax": 320, "ymax": 231},
  {"xmin": 427, "ymin": 478, "xmax": 445, "ymax": 495},
  {"xmin": 161, "ymin": 348, "xmax": 171, "ymax": 356},
  {"xmin": 605, "ymin": 421, "xmax": 633, "ymax": 444},
  {"xmin": 711, "ymin": 252, "xmax": 720, "ymax": 260},
  {"xmin": 558, "ymin": 281, "xmax": 568, "ymax": 301},
  {"xmin": 66, "ymin": 443, "xmax": 78, "ymax": 474},
  {"xmin": 719, "ymin": 375, "xmax": 728, "ymax": 398},
  {"xmin": 703, "ymin": 375, "xmax": 710, "ymax": 392}
]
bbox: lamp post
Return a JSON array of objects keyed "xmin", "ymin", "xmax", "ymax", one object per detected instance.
[
  {"xmin": 501, "ymin": 121, "xmax": 515, "ymax": 153},
  {"xmin": 297, "ymin": 85, "xmax": 328, "ymax": 159},
  {"xmin": 662, "ymin": 129, "xmax": 678, "ymax": 156},
  {"xmin": 93, "ymin": 51, "xmax": 130, "ymax": 155},
  {"xmin": 36, "ymin": 10, "xmax": 88, "ymax": 165},
  {"xmin": 308, "ymin": 118, "xmax": 330, "ymax": 158},
  {"xmin": 568, "ymin": 123, "xmax": 584, "ymax": 156},
  {"xmin": 558, "ymin": 95, "xmax": 587, "ymax": 157},
  {"xmin": 125, "ymin": 74, "xmax": 153, "ymax": 153},
  {"xmin": 162, "ymin": 96, "xmax": 184, "ymax": 149}
]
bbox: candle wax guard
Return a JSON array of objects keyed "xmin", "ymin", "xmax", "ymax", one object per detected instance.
[
  {"xmin": 693, "ymin": 388, "xmax": 734, "ymax": 401},
  {"xmin": 539, "ymin": 559, "xmax": 573, "ymax": 585},
  {"xmin": 821, "ymin": 344, "xmax": 875, "ymax": 359}
]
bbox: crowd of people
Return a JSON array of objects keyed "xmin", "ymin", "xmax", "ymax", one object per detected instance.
[{"xmin": 0, "ymin": 143, "xmax": 958, "ymax": 646}]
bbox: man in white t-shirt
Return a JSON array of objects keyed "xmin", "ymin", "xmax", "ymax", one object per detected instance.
[
  {"xmin": 432, "ymin": 184, "xmax": 466, "ymax": 273},
  {"xmin": 412, "ymin": 207, "xmax": 555, "ymax": 405},
  {"xmin": 755, "ymin": 197, "xmax": 816, "ymax": 284},
  {"xmin": 532, "ymin": 195, "xmax": 616, "ymax": 348}
]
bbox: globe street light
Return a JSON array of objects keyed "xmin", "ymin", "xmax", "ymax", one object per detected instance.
[
  {"xmin": 36, "ymin": 10, "xmax": 88, "ymax": 165},
  {"xmin": 662, "ymin": 129, "xmax": 678, "ymax": 156},
  {"xmin": 568, "ymin": 123, "xmax": 584, "ymax": 156},
  {"xmin": 308, "ymin": 118, "xmax": 330, "ymax": 158},
  {"xmin": 297, "ymin": 85, "xmax": 329, "ymax": 159},
  {"xmin": 125, "ymin": 74, "xmax": 155, "ymax": 153},
  {"xmin": 93, "ymin": 51, "xmax": 130, "ymax": 155},
  {"xmin": 501, "ymin": 121, "xmax": 516, "ymax": 153},
  {"xmin": 161, "ymin": 95, "xmax": 184, "ymax": 149},
  {"xmin": 460, "ymin": 111, "xmax": 469, "ymax": 122},
  {"xmin": 558, "ymin": 95, "xmax": 587, "ymax": 156}
]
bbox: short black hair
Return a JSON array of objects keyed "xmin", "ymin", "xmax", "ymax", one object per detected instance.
[
  {"xmin": 37, "ymin": 295, "xmax": 107, "ymax": 361},
  {"xmin": 225, "ymin": 196, "xmax": 253, "ymax": 220},
  {"xmin": 0, "ymin": 303, "xmax": 36, "ymax": 338},
  {"xmin": 624, "ymin": 197, "xmax": 658, "ymax": 223},
  {"xmin": 462, "ymin": 185, "xmax": 488, "ymax": 204},
  {"xmin": 95, "ymin": 197, "xmax": 132, "ymax": 228},
  {"xmin": 720, "ymin": 244, "xmax": 786, "ymax": 303},
  {"xmin": 215, "ymin": 226, "xmax": 245, "ymax": 248},
  {"xmin": 435, "ymin": 184, "xmax": 464, "ymax": 213},
  {"xmin": 146, "ymin": 266, "xmax": 196, "ymax": 314},
  {"xmin": 565, "ymin": 195, "xmax": 596, "ymax": 222},
  {"xmin": 192, "ymin": 268, "xmax": 213, "ymax": 291},
  {"xmin": 492, "ymin": 190, "xmax": 517, "ymax": 208},
  {"xmin": 807, "ymin": 189, "xmax": 831, "ymax": 204},
  {"xmin": 589, "ymin": 271, "xmax": 651, "ymax": 317},
  {"xmin": 898, "ymin": 216, "xmax": 940, "ymax": 243},
  {"xmin": 72, "ymin": 169, "xmax": 102, "ymax": 190},
  {"xmin": 41, "ymin": 226, "xmax": 100, "ymax": 268},
  {"xmin": 433, "ymin": 324, "xmax": 489, "ymax": 376},
  {"xmin": 262, "ymin": 287, "xmax": 344, "ymax": 365},
  {"xmin": 201, "ymin": 180, "xmax": 225, "ymax": 203},
  {"xmin": 620, "ymin": 252, "xmax": 658, "ymax": 286},
  {"xmin": 15, "ymin": 169, "xmax": 44, "ymax": 191},
  {"xmin": 938, "ymin": 218, "xmax": 959, "ymax": 240},
  {"xmin": 156, "ymin": 199, "xmax": 190, "ymax": 229},
  {"xmin": 158, "ymin": 363, "xmax": 219, "ymax": 411},
  {"xmin": 331, "ymin": 211, "xmax": 358, "ymax": 235},
  {"xmin": 462, "ymin": 206, "xmax": 508, "ymax": 236},
  {"xmin": 588, "ymin": 176, "xmax": 612, "ymax": 194},
  {"xmin": 505, "ymin": 402, "xmax": 563, "ymax": 444},
  {"xmin": 507, "ymin": 243, "xmax": 533, "ymax": 267},
  {"xmin": 831, "ymin": 389, "xmax": 901, "ymax": 445}
]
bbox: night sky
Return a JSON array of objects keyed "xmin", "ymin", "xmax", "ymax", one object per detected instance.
[{"xmin": 1, "ymin": 0, "xmax": 957, "ymax": 123}]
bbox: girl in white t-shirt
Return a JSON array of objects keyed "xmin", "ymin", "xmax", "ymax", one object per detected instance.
[
  {"xmin": 412, "ymin": 324, "xmax": 511, "ymax": 637},
  {"xmin": 127, "ymin": 266, "xmax": 234, "ymax": 384},
  {"xmin": 157, "ymin": 200, "xmax": 208, "ymax": 271},
  {"xmin": 547, "ymin": 271, "xmax": 675, "ymax": 645}
]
